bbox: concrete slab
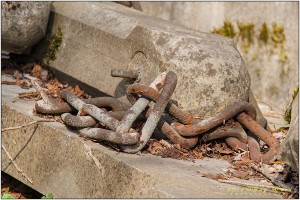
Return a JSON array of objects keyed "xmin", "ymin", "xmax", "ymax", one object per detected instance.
[
  {"xmin": 1, "ymin": 75, "xmax": 282, "ymax": 198},
  {"xmin": 32, "ymin": 2, "xmax": 251, "ymax": 117}
]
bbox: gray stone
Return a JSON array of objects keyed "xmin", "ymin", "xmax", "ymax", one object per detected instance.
[
  {"xmin": 248, "ymin": 90, "xmax": 267, "ymax": 128},
  {"xmin": 1, "ymin": 1, "xmax": 51, "ymax": 54},
  {"xmin": 141, "ymin": 2, "xmax": 298, "ymax": 115},
  {"xmin": 1, "ymin": 74, "xmax": 282, "ymax": 198},
  {"xmin": 35, "ymin": 2, "xmax": 251, "ymax": 117},
  {"xmin": 276, "ymin": 94, "xmax": 299, "ymax": 172}
]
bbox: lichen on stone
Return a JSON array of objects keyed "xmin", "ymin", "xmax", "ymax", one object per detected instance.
[
  {"xmin": 258, "ymin": 22, "xmax": 269, "ymax": 44},
  {"xmin": 211, "ymin": 21, "xmax": 236, "ymax": 39},
  {"xmin": 236, "ymin": 21, "xmax": 255, "ymax": 52},
  {"xmin": 211, "ymin": 21, "xmax": 289, "ymax": 62}
]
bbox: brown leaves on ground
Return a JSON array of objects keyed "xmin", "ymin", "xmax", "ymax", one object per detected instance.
[
  {"xmin": 145, "ymin": 139, "xmax": 236, "ymax": 161},
  {"xmin": 31, "ymin": 64, "xmax": 43, "ymax": 79},
  {"xmin": 2, "ymin": 62, "xmax": 91, "ymax": 101}
]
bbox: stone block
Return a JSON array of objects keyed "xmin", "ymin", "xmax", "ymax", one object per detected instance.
[
  {"xmin": 35, "ymin": 2, "xmax": 251, "ymax": 117},
  {"xmin": 141, "ymin": 2, "xmax": 298, "ymax": 114},
  {"xmin": 1, "ymin": 2, "xmax": 51, "ymax": 54},
  {"xmin": 277, "ymin": 94, "xmax": 299, "ymax": 172}
]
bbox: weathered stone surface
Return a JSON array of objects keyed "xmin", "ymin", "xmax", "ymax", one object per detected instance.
[
  {"xmin": 1, "ymin": 75, "xmax": 282, "ymax": 198},
  {"xmin": 277, "ymin": 94, "xmax": 299, "ymax": 172},
  {"xmin": 141, "ymin": 2, "xmax": 298, "ymax": 115},
  {"xmin": 248, "ymin": 90, "xmax": 267, "ymax": 128},
  {"xmin": 35, "ymin": 2, "xmax": 251, "ymax": 117},
  {"xmin": 1, "ymin": 1, "xmax": 51, "ymax": 54}
]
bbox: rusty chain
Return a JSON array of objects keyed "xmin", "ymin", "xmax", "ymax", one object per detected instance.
[{"xmin": 35, "ymin": 70, "xmax": 280, "ymax": 162}]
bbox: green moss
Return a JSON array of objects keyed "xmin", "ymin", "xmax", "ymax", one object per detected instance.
[
  {"xmin": 271, "ymin": 23, "xmax": 286, "ymax": 44},
  {"xmin": 211, "ymin": 21, "xmax": 289, "ymax": 63},
  {"xmin": 45, "ymin": 28, "xmax": 63, "ymax": 65},
  {"xmin": 212, "ymin": 21, "xmax": 236, "ymax": 38},
  {"xmin": 259, "ymin": 22, "xmax": 269, "ymax": 44},
  {"xmin": 236, "ymin": 21, "xmax": 255, "ymax": 52},
  {"xmin": 292, "ymin": 85, "xmax": 299, "ymax": 100},
  {"xmin": 237, "ymin": 21, "xmax": 255, "ymax": 43},
  {"xmin": 284, "ymin": 107, "xmax": 292, "ymax": 124},
  {"xmin": 271, "ymin": 23, "xmax": 288, "ymax": 62}
]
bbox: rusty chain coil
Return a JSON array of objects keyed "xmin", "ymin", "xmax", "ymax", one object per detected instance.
[{"xmin": 35, "ymin": 70, "xmax": 280, "ymax": 162}]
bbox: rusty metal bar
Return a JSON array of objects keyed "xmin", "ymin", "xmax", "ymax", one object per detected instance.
[
  {"xmin": 61, "ymin": 111, "xmax": 145, "ymax": 128},
  {"xmin": 61, "ymin": 90, "xmax": 119, "ymax": 130},
  {"xmin": 82, "ymin": 104, "xmax": 120, "ymax": 131},
  {"xmin": 60, "ymin": 89, "xmax": 140, "ymax": 145},
  {"xmin": 171, "ymin": 102, "xmax": 257, "ymax": 136},
  {"xmin": 225, "ymin": 137, "xmax": 248, "ymax": 151},
  {"xmin": 116, "ymin": 72, "xmax": 167, "ymax": 134},
  {"xmin": 36, "ymin": 96, "xmax": 126, "ymax": 114},
  {"xmin": 158, "ymin": 119, "xmax": 199, "ymax": 149},
  {"xmin": 111, "ymin": 69, "xmax": 139, "ymax": 79},
  {"xmin": 35, "ymin": 100, "xmax": 73, "ymax": 114},
  {"xmin": 61, "ymin": 113, "xmax": 97, "ymax": 127},
  {"xmin": 79, "ymin": 128, "xmax": 139, "ymax": 145},
  {"xmin": 236, "ymin": 112, "xmax": 280, "ymax": 162},
  {"xmin": 247, "ymin": 136, "xmax": 261, "ymax": 162},
  {"xmin": 200, "ymin": 123, "xmax": 248, "ymax": 143},
  {"xmin": 125, "ymin": 83, "xmax": 198, "ymax": 148},
  {"xmin": 120, "ymin": 71, "xmax": 177, "ymax": 153},
  {"xmin": 126, "ymin": 83, "xmax": 194, "ymax": 124}
]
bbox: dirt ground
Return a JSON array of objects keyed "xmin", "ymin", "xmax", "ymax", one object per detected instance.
[{"xmin": 1, "ymin": 171, "xmax": 43, "ymax": 199}]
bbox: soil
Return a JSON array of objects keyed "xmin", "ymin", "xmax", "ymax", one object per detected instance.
[{"xmin": 1, "ymin": 171, "xmax": 43, "ymax": 199}]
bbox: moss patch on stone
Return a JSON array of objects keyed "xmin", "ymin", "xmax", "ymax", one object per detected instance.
[
  {"xmin": 211, "ymin": 21, "xmax": 236, "ymax": 39},
  {"xmin": 211, "ymin": 21, "xmax": 289, "ymax": 62},
  {"xmin": 45, "ymin": 28, "xmax": 63, "ymax": 65}
]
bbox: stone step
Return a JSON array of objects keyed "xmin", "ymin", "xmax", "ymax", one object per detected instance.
[{"xmin": 1, "ymin": 75, "xmax": 282, "ymax": 198}]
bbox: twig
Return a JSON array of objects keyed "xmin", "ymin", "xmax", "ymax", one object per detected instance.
[
  {"xmin": 12, "ymin": 91, "xmax": 56, "ymax": 103},
  {"xmin": 31, "ymin": 80, "xmax": 52, "ymax": 104},
  {"xmin": 23, "ymin": 74, "xmax": 41, "ymax": 81},
  {"xmin": 1, "ymin": 81, "xmax": 18, "ymax": 85},
  {"xmin": 262, "ymin": 114, "xmax": 281, "ymax": 119},
  {"xmin": 218, "ymin": 179, "xmax": 292, "ymax": 193},
  {"xmin": 2, "ymin": 144, "xmax": 33, "ymax": 184},
  {"xmin": 2, "ymin": 119, "xmax": 56, "ymax": 132}
]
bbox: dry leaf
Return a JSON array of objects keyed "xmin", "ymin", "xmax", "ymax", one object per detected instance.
[
  {"xmin": 74, "ymin": 85, "xmax": 84, "ymax": 97},
  {"xmin": 31, "ymin": 64, "xmax": 43, "ymax": 78}
]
